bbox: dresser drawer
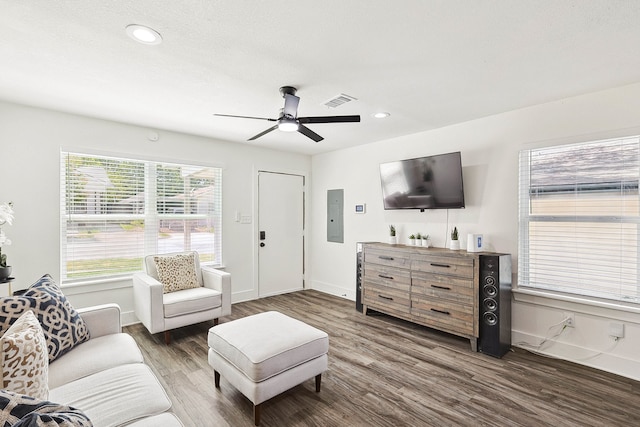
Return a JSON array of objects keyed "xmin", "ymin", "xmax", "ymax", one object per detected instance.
[
  {"xmin": 364, "ymin": 247, "xmax": 411, "ymax": 269},
  {"xmin": 411, "ymin": 295, "xmax": 474, "ymax": 335},
  {"xmin": 363, "ymin": 283, "xmax": 411, "ymax": 313},
  {"xmin": 411, "ymin": 271, "xmax": 473, "ymax": 304},
  {"xmin": 363, "ymin": 263, "xmax": 411, "ymax": 292},
  {"xmin": 411, "ymin": 255, "xmax": 473, "ymax": 278}
]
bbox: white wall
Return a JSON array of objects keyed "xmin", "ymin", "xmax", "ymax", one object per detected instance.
[
  {"xmin": 0, "ymin": 101, "xmax": 311, "ymax": 323},
  {"xmin": 309, "ymin": 82, "xmax": 640, "ymax": 380}
]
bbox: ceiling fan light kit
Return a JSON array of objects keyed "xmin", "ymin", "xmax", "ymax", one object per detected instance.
[{"xmin": 215, "ymin": 86, "xmax": 360, "ymax": 142}]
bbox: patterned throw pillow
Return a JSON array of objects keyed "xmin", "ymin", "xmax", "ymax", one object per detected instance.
[
  {"xmin": 154, "ymin": 253, "xmax": 200, "ymax": 294},
  {"xmin": 1, "ymin": 310, "xmax": 49, "ymax": 400},
  {"xmin": 0, "ymin": 274, "xmax": 90, "ymax": 363},
  {"xmin": 0, "ymin": 389, "xmax": 92, "ymax": 427}
]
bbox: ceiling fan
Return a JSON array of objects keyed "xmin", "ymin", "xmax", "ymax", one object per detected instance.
[{"xmin": 214, "ymin": 86, "xmax": 360, "ymax": 142}]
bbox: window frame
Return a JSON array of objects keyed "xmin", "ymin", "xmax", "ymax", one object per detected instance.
[
  {"xmin": 518, "ymin": 135, "xmax": 640, "ymax": 305},
  {"xmin": 60, "ymin": 149, "xmax": 223, "ymax": 284}
]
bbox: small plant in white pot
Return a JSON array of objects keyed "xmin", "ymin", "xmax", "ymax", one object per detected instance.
[
  {"xmin": 408, "ymin": 234, "xmax": 416, "ymax": 245},
  {"xmin": 421, "ymin": 234, "xmax": 430, "ymax": 247},
  {"xmin": 389, "ymin": 225, "xmax": 397, "ymax": 245},
  {"xmin": 449, "ymin": 227, "xmax": 460, "ymax": 250}
]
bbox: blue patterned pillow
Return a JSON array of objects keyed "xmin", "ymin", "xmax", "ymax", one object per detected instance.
[
  {"xmin": 0, "ymin": 389, "xmax": 92, "ymax": 426},
  {"xmin": 0, "ymin": 274, "xmax": 90, "ymax": 363}
]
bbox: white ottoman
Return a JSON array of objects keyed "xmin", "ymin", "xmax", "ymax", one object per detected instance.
[{"xmin": 208, "ymin": 311, "xmax": 329, "ymax": 426}]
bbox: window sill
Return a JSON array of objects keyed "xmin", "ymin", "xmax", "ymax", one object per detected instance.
[
  {"xmin": 61, "ymin": 265, "xmax": 226, "ymax": 295},
  {"xmin": 512, "ymin": 287, "xmax": 640, "ymax": 324}
]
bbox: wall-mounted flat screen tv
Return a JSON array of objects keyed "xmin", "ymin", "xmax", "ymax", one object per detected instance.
[{"xmin": 380, "ymin": 151, "xmax": 465, "ymax": 210}]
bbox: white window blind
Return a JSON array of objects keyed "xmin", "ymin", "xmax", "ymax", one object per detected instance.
[
  {"xmin": 61, "ymin": 151, "xmax": 222, "ymax": 282},
  {"xmin": 518, "ymin": 136, "xmax": 640, "ymax": 304}
]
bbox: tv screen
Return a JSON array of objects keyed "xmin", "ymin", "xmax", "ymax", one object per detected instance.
[{"xmin": 380, "ymin": 151, "xmax": 465, "ymax": 210}]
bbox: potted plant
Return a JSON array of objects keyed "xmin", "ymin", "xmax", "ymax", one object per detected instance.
[
  {"xmin": 421, "ymin": 234, "xmax": 430, "ymax": 247},
  {"xmin": 389, "ymin": 225, "xmax": 397, "ymax": 245},
  {"xmin": 449, "ymin": 226, "xmax": 460, "ymax": 250},
  {"xmin": 0, "ymin": 202, "xmax": 14, "ymax": 281},
  {"xmin": 408, "ymin": 234, "xmax": 416, "ymax": 245}
]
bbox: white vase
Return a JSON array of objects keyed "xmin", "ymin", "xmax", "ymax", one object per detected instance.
[
  {"xmin": 449, "ymin": 240, "xmax": 460, "ymax": 250},
  {"xmin": 389, "ymin": 236, "xmax": 397, "ymax": 245},
  {"xmin": 422, "ymin": 239, "xmax": 430, "ymax": 247},
  {"xmin": 409, "ymin": 239, "xmax": 416, "ymax": 246}
]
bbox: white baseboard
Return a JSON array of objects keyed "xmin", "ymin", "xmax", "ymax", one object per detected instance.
[
  {"xmin": 122, "ymin": 310, "xmax": 139, "ymax": 327},
  {"xmin": 309, "ymin": 280, "xmax": 355, "ymax": 301},
  {"xmin": 512, "ymin": 330, "xmax": 640, "ymax": 381}
]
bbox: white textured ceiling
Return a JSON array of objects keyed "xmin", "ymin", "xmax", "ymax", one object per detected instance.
[{"xmin": 1, "ymin": 1, "xmax": 639, "ymax": 155}]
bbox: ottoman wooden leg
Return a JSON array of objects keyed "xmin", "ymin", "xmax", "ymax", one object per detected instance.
[
  {"xmin": 214, "ymin": 371, "xmax": 221, "ymax": 388},
  {"xmin": 254, "ymin": 403, "xmax": 261, "ymax": 426},
  {"xmin": 315, "ymin": 374, "xmax": 322, "ymax": 392}
]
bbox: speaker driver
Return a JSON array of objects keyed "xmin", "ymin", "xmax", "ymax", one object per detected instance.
[
  {"xmin": 483, "ymin": 312, "xmax": 498, "ymax": 326},
  {"xmin": 483, "ymin": 284, "xmax": 497, "ymax": 297},
  {"xmin": 483, "ymin": 298, "xmax": 497, "ymax": 312},
  {"xmin": 484, "ymin": 276, "xmax": 496, "ymax": 286}
]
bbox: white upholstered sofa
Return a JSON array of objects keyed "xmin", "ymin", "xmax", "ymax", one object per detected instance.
[{"xmin": 47, "ymin": 303, "xmax": 183, "ymax": 426}]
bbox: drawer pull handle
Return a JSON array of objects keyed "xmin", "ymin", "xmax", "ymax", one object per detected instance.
[
  {"xmin": 379, "ymin": 256, "xmax": 394, "ymax": 261},
  {"xmin": 378, "ymin": 295, "xmax": 393, "ymax": 301},
  {"xmin": 378, "ymin": 274, "xmax": 394, "ymax": 280},
  {"xmin": 431, "ymin": 285, "xmax": 451, "ymax": 290},
  {"xmin": 431, "ymin": 263, "xmax": 451, "ymax": 268},
  {"xmin": 430, "ymin": 308, "xmax": 450, "ymax": 316}
]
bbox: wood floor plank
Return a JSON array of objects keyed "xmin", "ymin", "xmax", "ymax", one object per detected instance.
[{"xmin": 125, "ymin": 290, "xmax": 640, "ymax": 426}]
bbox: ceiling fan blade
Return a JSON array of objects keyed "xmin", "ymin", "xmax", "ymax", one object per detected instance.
[
  {"xmin": 298, "ymin": 124, "xmax": 324, "ymax": 142},
  {"xmin": 283, "ymin": 94, "xmax": 300, "ymax": 118},
  {"xmin": 214, "ymin": 113, "xmax": 277, "ymax": 122},
  {"xmin": 248, "ymin": 125, "xmax": 279, "ymax": 141},
  {"xmin": 298, "ymin": 115, "xmax": 361, "ymax": 124}
]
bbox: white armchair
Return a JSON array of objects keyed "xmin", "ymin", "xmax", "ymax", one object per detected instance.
[{"xmin": 133, "ymin": 251, "xmax": 231, "ymax": 344}]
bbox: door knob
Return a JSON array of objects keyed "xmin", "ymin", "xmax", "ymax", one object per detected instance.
[{"xmin": 260, "ymin": 242, "xmax": 265, "ymax": 247}]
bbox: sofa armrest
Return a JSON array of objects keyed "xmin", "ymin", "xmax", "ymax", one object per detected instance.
[
  {"xmin": 132, "ymin": 272, "xmax": 165, "ymax": 334},
  {"xmin": 202, "ymin": 266, "xmax": 232, "ymax": 317},
  {"xmin": 77, "ymin": 303, "xmax": 122, "ymax": 338}
]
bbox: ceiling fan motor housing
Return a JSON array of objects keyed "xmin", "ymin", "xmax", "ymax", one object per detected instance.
[{"xmin": 279, "ymin": 86, "xmax": 297, "ymax": 97}]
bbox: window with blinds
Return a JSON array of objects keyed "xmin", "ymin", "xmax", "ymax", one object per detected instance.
[
  {"xmin": 518, "ymin": 136, "xmax": 640, "ymax": 304},
  {"xmin": 61, "ymin": 151, "xmax": 222, "ymax": 282}
]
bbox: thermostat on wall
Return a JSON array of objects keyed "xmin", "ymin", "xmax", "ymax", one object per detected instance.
[{"xmin": 355, "ymin": 203, "xmax": 366, "ymax": 214}]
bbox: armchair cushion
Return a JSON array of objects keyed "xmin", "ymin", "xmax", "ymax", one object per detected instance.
[
  {"xmin": 153, "ymin": 253, "xmax": 200, "ymax": 293},
  {"xmin": 163, "ymin": 287, "xmax": 222, "ymax": 318}
]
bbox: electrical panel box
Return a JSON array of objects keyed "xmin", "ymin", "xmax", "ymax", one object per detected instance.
[{"xmin": 327, "ymin": 189, "xmax": 344, "ymax": 243}]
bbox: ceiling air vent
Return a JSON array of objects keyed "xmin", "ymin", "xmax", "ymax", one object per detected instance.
[{"xmin": 323, "ymin": 93, "xmax": 357, "ymax": 108}]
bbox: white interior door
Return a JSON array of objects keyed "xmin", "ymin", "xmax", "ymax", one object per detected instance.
[{"xmin": 258, "ymin": 171, "xmax": 304, "ymax": 297}]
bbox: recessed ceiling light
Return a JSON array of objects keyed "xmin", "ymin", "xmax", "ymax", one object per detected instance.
[
  {"xmin": 126, "ymin": 24, "xmax": 162, "ymax": 45},
  {"xmin": 373, "ymin": 112, "xmax": 390, "ymax": 119}
]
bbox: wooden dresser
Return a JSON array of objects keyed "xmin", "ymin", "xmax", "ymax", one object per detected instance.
[{"xmin": 361, "ymin": 242, "xmax": 480, "ymax": 350}]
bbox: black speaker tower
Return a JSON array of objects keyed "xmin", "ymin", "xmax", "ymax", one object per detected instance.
[
  {"xmin": 355, "ymin": 243, "xmax": 364, "ymax": 312},
  {"xmin": 478, "ymin": 254, "xmax": 512, "ymax": 358}
]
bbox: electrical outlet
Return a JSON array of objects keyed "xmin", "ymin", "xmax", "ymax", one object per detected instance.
[
  {"xmin": 609, "ymin": 322, "xmax": 624, "ymax": 339},
  {"xmin": 563, "ymin": 312, "xmax": 575, "ymax": 328}
]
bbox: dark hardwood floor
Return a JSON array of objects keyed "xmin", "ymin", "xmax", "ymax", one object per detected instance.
[{"xmin": 125, "ymin": 290, "xmax": 640, "ymax": 427}]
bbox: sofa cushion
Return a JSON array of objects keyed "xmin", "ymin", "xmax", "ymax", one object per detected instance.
[
  {"xmin": 0, "ymin": 389, "xmax": 92, "ymax": 427},
  {"xmin": 208, "ymin": 311, "xmax": 329, "ymax": 382},
  {"xmin": 48, "ymin": 333, "xmax": 144, "ymax": 389},
  {"xmin": 1, "ymin": 310, "xmax": 49, "ymax": 399},
  {"xmin": 127, "ymin": 412, "xmax": 184, "ymax": 427},
  {"xmin": 163, "ymin": 287, "xmax": 222, "ymax": 318},
  {"xmin": 154, "ymin": 253, "xmax": 200, "ymax": 293},
  {"xmin": 49, "ymin": 364, "xmax": 172, "ymax": 427},
  {"xmin": 0, "ymin": 274, "xmax": 90, "ymax": 363}
]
